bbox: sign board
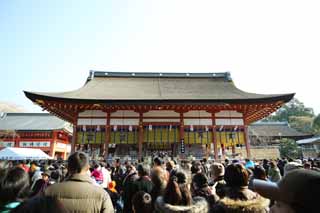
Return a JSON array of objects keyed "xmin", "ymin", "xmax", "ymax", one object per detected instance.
[
  {"xmin": 180, "ymin": 139, "xmax": 185, "ymax": 153},
  {"xmin": 0, "ymin": 142, "xmax": 15, "ymax": 147},
  {"xmin": 19, "ymin": 141, "xmax": 50, "ymax": 147}
]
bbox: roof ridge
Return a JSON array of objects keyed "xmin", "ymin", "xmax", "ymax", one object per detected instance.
[
  {"xmin": 6, "ymin": 113, "xmax": 52, "ymax": 116},
  {"xmin": 88, "ymin": 70, "xmax": 232, "ymax": 80}
]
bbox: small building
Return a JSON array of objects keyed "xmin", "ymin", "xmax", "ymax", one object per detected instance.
[
  {"xmin": 242, "ymin": 122, "xmax": 313, "ymax": 159},
  {"xmin": 0, "ymin": 113, "xmax": 72, "ymax": 159},
  {"xmin": 297, "ymin": 137, "xmax": 320, "ymax": 158},
  {"xmin": 249, "ymin": 122, "xmax": 312, "ymax": 145}
]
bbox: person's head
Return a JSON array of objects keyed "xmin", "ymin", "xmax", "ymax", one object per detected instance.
[
  {"xmin": 263, "ymin": 159, "xmax": 268, "ymax": 164},
  {"xmin": 304, "ymin": 162, "xmax": 311, "ymax": 170},
  {"xmin": 108, "ymin": 181, "xmax": 117, "ymax": 193},
  {"xmin": 137, "ymin": 164, "xmax": 150, "ymax": 177},
  {"xmin": 166, "ymin": 161, "xmax": 175, "ymax": 172},
  {"xmin": 192, "ymin": 173, "xmax": 208, "ymax": 189},
  {"xmin": 190, "ymin": 161, "xmax": 202, "ymax": 174},
  {"xmin": 254, "ymin": 169, "xmax": 320, "ymax": 213},
  {"xmin": 269, "ymin": 161, "xmax": 277, "ymax": 168},
  {"xmin": 127, "ymin": 164, "xmax": 136, "ymax": 174},
  {"xmin": 115, "ymin": 158, "xmax": 121, "ymax": 167},
  {"xmin": 284, "ymin": 162, "xmax": 303, "ymax": 176},
  {"xmin": 132, "ymin": 191, "xmax": 152, "ymax": 213},
  {"xmin": 153, "ymin": 157, "xmax": 163, "ymax": 167},
  {"xmin": 93, "ymin": 163, "xmax": 100, "ymax": 170},
  {"xmin": 11, "ymin": 196, "xmax": 67, "ymax": 213},
  {"xmin": 225, "ymin": 158, "xmax": 229, "ymax": 165},
  {"xmin": 67, "ymin": 151, "xmax": 89, "ymax": 175},
  {"xmin": 224, "ymin": 163, "xmax": 249, "ymax": 187},
  {"xmin": 164, "ymin": 171, "xmax": 192, "ymax": 206},
  {"xmin": 210, "ymin": 162, "xmax": 225, "ymax": 179},
  {"xmin": 253, "ymin": 165, "xmax": 267, "ymax": 180},
  {"xmin": 0, "ymin": 167, "xmax": 30, "ymax": 205},
  {"xmin": 41, "ymin": 170, "xmax": 51, "ymax": 182}
]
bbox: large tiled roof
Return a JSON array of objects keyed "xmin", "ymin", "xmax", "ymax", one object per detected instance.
[
  {"xmin": 249, "ymin": 122, "xmax": 311, "ymax": 138},
  {"xmin": 24, "ymin": 71, "xmax": 294, "ymax": 104},
  {"xmin": 0, "ymin": 113, "xmax": 72, "ymax": 132}
]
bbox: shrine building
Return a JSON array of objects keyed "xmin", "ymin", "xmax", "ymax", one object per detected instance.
[
  {"xmin": 0, "ymin": 113, "xmax": 72, "ymax": 159},
  {"xmin": 24, "ymin": 71, "xmax": 294, "ymax": 160}
]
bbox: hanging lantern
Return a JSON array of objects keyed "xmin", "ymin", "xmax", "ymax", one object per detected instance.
[
  {"xmin": 129, "ymin": 125, "xmax": 133, "ymax": 132},
  {"xmin": 149, "ymin": 124, "xmax": 152, "ymax": 131},
  {"xmin": 113, "ymin": 125, "xmax": 117, "ymax": 131},
  {"xmin": 82, "ymin": 125, "xmax": 86, "ymax": 132},
  {"xmin": 190, "ymin": 125, "xmax": 194, "ymax": 132},
  {"xmin": 205, "ymin": 126, "xmax": 209, "ymax": 132},
  {"xmin": 169, "ymin": 125, "xmax": 172, "ymax": 131},
  {"xmin": 96, "ymin": 126, "xmax": 100, "ymax": 132}
]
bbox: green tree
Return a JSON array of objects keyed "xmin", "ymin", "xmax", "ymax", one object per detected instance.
[
  {"xmin": 279, "ymin": 138, "xmax": 302, "ymax": 159},
  {"xmin": 269, "ymin": 98, "xmax": 314, "ymax": 122},
  {"xmin": 289, "ymin": 116, "xmax": 314, "ymax": 134},
  {"xmin": 264, "ymin": 98, "xmax": 315, "ymax": 134}
]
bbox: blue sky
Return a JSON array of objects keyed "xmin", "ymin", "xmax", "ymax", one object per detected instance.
[{"xmin": 1, "ymin": 0, "xmax": 320, "ymax": 113}]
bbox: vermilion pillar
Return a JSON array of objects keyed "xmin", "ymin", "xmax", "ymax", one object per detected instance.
[
  {"xmin": 104, "ymin": 111, "xmax": 111, "ymax": 159},
  {"xmin": 138, "ymin": 112, "xmax": 144, "ymax": 160},
  {"xmin": 179, "ymin": 112, "xmax": 185, "ymax": 156},
  {"xmin": 50, "ymin": 131, "xmax": 57, "ymax": 158},
  {"xmin": 71, "ymin": 116, "xmax": 78, "ymax": 154},
  {"xmin": 212, "ymin": 113, "xmax": 218, "ymax": 160}
]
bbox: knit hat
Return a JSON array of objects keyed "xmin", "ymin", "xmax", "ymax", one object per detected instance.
[
  {"xmin": 41, "ymin": 170, "xmax": 51, "ymax": 177},
  {"xmin": 253, "ymin": 169, "xmax": 320, "ymax": 213},
  {"xmin": 108, "ymin": 181, "xmax": 117, "ymax": 193},
  {"xmin": 210, "ymin": 163, "xmax": 225, "ymax": 178},
  {"xmin": 283, "ymin": 162, "xmax": 303, "ymax": 176}
]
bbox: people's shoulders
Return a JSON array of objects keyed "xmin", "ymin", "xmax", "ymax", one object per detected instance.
[
  {"xmin": 155, "ymin": 196, "xmax": 209, "ymax": 213},
  {"xmin": 214, "ymin": 192, "xmax": 270, "ymax": 212},
  {"xmin": 192, "ymin": 196, "xmax": 209, "ymax": 208}
]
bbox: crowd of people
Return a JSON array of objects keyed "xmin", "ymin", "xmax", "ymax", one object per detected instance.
[{"xmin": 0, "ymin": 153, "xmax": 319, "ymax": 213}]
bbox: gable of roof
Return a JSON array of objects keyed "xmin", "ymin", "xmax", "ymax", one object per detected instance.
[{"xmin": 0, "ymin": 113, "xmax": 72, "ymax": 132}]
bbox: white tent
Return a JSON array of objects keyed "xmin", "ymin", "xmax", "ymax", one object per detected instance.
[{"xmin": 0, "ymin": 147, "xmax": 52, "ymax": 160}]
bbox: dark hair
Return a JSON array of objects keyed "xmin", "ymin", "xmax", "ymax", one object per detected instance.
[
  {"xmin": 153, "ymin": 157, "xmax": 162, "ymax": 166},
  {"xmin": 137, "ymin": 164, "xmax": 150, "ymax": 177},
  {"xmin": 164, "ymin": 172, "xmax": 192, "ymax": 206},
  {"xmin": 191, "ymin": 161, "xmax": 201, "ymax": 174},
  {"xmin": 224, "ymin": 164, "xmax": 249, "ymax": 187},
  {"xmin": 132, "ymin": 191, "xmax": 153, "ymax": 213},
  {"xmin": 11, "ymin": 196, "xmax": 67, "ymax": 213},
  {"xmin": 0, "ymin": 167, "xmax": 30, "ymax": 205},
  {"xmin": 253, "ymin": 165, "xmax": 267, "ymax": 180},
  {"xmin": 192, "ymin": 173, "xmax": 208, "ymax": 188},
  {"xmin": 67, "ymin": 151, "xmax": 89, "ymax": 174}
]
